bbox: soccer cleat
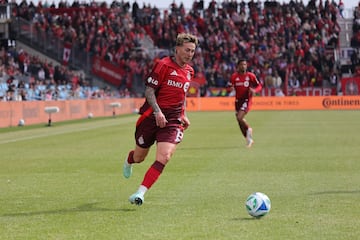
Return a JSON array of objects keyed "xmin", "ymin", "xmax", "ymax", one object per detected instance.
[
  {"xmin": 246, "ymin": 138, "xmax": 254, "ymax": 148},
  {"xmin": 129, "ymin": 192, "xmax": 144, "ymax": 206},
  {"xmin": 246, "ymin": 128, "xmax": 254, "ymax": 148},
  {"xmin": 123, "ymin": 160, "xmax": 132, "ymax": 179}
]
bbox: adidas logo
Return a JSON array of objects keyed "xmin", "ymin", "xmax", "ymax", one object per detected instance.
[{"xmin": 170, "ymin": 70, "xmax": 178, "ymax": 76}]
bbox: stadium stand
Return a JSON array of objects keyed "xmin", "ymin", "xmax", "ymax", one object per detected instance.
[{"xmin": 1, "ymin": 0, "xmax": 359, "ymax": 101}]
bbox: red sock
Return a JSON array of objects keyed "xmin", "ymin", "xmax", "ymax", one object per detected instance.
[
  {"xmin": 127, "ymin": 150, "xmax": 135, "ymax": 164},
  {"xmin": 141, "ymin": 161, "xmax": 165, "ymax": 189}
]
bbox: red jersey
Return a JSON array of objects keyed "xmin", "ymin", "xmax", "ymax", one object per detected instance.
[
  {"xmin": 139, "ymin": 56, "xmax": 194, "ymax": 120},
  {"xmin": 229, "ymin": 71, "xmax": 262, "ymax": 100}
]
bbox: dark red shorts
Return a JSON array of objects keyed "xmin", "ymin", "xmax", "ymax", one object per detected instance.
[
  {"xmin": 135, "ymin": 116, "xmax": 184, "ymax": 148},
  {"xmin": 235, "ymin": 98, "xmax": 251, "ymax": 113}
]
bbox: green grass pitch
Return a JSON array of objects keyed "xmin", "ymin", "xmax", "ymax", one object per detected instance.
[{"xmin": 0, "ymin": 110, "xmax": 359, "ymax": 240}]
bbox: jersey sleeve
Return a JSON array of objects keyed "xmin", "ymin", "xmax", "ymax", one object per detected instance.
[
  {"xmin": 251, "ymin": 73, "xmax": 262, "ymax": 92},
  {"xmin": 145, "ymin": 59, "xmax": 168, "ymax": 90},
  {"xmin": 229, "ymin": 73, "xmax": 235, "ymax": 86}
]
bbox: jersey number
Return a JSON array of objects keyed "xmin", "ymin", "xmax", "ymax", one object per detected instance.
[{"xmin": 175, "ymin": 129, "xmax": 184, "ymax": 143}]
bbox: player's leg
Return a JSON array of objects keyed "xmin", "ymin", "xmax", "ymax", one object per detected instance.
[
  {"xmin": 236, "ymin": 110, "xmax": 248, "ymax": 137},
  {"xmin": 129, "ymin": 142, "xmax": 177, "ymax": 205},
  {"xmin": 123, "ymin": 145, "xmax": 150, "ymax": 178},
  {"xmin": 129, "ymin": 126, "xmax": 183, "ymax": 205},
  {"xmin": 235, "ymin": 100, "xmax": 250, "ymax": 137},
  {"xmin": 236, "ymin": 110, "xmax": 253, "ymax": 147},
  {"xmin": 124, "ymin": 117, "xmax": 155, "ymax": 179},
  {"xmin": 245, "ymin": 126, "xmax": 254, "ymax": 148}
]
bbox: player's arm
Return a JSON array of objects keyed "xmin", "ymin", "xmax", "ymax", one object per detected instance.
[
  {"xmin": 145, "ymin": 86, "xmax": 160, "ymax": 113},
  {"xmin": 226, "ymin": 75, "xmax": 235, "ymax": 95},
  {"xmin": 226, "ymin": 79, "xmax": 233, "ymax": 89},
  {"xmin": 144, "ymin": 86, "xmax": 168, "ymax": 128},
  {"xmin": 181, "ymin": 100, "xmax": 190, "ymax": 130},
  {"xmin": 250, "ymin": 75, "xmax": 262, "ymax": 94},
  {"xmin": 250, "ymin": 85, "xmax": 262, "ymax": 94}
]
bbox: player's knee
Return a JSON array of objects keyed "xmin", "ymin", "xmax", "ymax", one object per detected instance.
[
  {"xmin": 237, "ymin": 117, "xmax": 245, "ymax": 123},
  {"xmin": 163, "ymin": 152, "xmax": 172, "ymax": 162},
  {"xmin": 158, "ymin": 151, "xmax": 173, "ymax": 164}
]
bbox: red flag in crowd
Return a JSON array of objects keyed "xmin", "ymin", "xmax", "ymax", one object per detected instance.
[{"xmin": 63, "ymin": 42, "xmax": 72, "ymax": 65}]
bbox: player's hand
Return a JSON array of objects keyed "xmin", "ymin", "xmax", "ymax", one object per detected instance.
[
  {"xmin": 249, "ymin": 88, "xmax": 256, "ymax": 95},
  {"xmin": 154, "ymin": 111, "xmax": 168, "ymax": 128},
  {"xmin": 181, "ymin": 116, "xmax": 190, "ymax": 130}
]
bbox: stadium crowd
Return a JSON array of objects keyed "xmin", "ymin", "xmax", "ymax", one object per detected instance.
[
  {"xmin": 0, "ymin": 45, "xmax": 125, "ymax": 101},
  {"xmin": 350, "ymin": 2, "xmax": 360, "ymax": 73},
  {"xmin": 1, "ymin": 0, "xmax": 359, "ymax": 100}
]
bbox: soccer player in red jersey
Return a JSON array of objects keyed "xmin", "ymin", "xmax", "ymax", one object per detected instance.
[
  {"xmin": 123, "ymin": 33, "xmax": 199, "ymax": 205},
  {"xmin": 228, "ymin": 59, "xmax": 262, "ymax": 148}
]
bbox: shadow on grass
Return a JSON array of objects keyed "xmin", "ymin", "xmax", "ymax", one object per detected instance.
[
  {"xmin": 1, "ymin": 202, "xmax": 135, "ymax": 217},
  {"xmin": 231, "ymin": 217, "xmax": 265, "ymax": 221},
  {"xmin": 177, "ymin": 146, "xmax": 241, "ymax": 151},
  {"xmin": 310, "ymin": 190, "xmax": 360, "ymax": 195}
]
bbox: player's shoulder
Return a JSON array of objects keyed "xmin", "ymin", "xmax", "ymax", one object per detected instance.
[
  {"xmin": 156, "ymin": 56, "xmax": 188, "ymax": 70},
  {"xmin": 231, "ymin": 71, "xmax": 243, "ymax": 80},
  {"xmin": 184, "ymin": 63, "xmax": 194, "ymax": 73},
  {"xmin": 158, "ymin": 56, "xmax": 171, "ymax": 63},
  {"xmin": 247, "ymin": 71, "xmax": 258, "ymax": 79},
  {"xmin": 154, "ymin": 56, "xmax": 170, "ymax": 67},
  {"xmin": 247, "ymin": 71, "xmax": 256, "ymax": 77},
  {"xmin": 152, "ymin": 56, "xmax": 172, "ymax": 73},
  {"xmin": 231, "ymin": 71, "xmax": 239, "ymax": 77}
]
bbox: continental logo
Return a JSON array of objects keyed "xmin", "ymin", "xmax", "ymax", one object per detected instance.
[{"xmin": 322, "ymin": 97, "xmax": 360, "ymax": 108}]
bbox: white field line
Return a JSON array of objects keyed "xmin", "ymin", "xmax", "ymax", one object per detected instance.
[{"xmin": 0, "ymin": 116, "xmax": 136, "ymax": 145}]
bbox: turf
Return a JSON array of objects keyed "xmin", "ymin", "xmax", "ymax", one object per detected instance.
[{"xmin": 0, "ymin": 110, "xmax": 359, "ymax": 240}]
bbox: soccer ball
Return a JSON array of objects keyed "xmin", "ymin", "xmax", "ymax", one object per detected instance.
[
  {"xmin": 245, "ymin": 192, "xmax": 271, "ymax": 218},
  {"xmin": 18, "ymin": 119, "xmax": 25, "ymax": 126}
]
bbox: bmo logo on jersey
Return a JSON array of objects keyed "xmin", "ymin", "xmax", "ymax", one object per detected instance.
[
  {"xmin": 147, "ymin": 76, "xmax": 158, "ymax": 85},
  {"xmin": 167, "ymin": 80, "xmax": 190, "ymax": 92},
  {"xmin": 235, "ymin": 77, "xmax": 249, "ymax": 87}
]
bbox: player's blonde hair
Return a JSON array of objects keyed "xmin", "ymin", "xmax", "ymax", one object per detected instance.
[{"xmin": 176, "ymin": 33, "xmax": 199, "ymax": 46}]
